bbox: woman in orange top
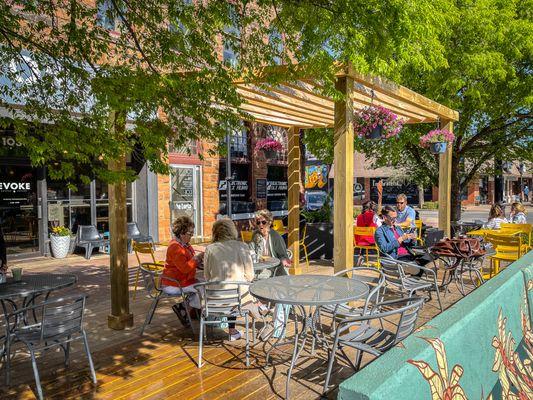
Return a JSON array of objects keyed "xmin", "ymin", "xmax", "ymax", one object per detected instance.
[{"xmin": 162, "ymin": 216, "xmax": 203, "ymax": 321}]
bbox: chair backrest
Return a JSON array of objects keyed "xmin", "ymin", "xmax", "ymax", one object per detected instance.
[
  {"xmin": 194, "ymin": 281, "xmax": 245, "ymax": 317},
  {"xmin": 241, "ymin": 230, "xmax": 253, "ymax": 243},
  {"xmin": 133, "ymin": 241, "xmax": 157, "ymax": 265},
  {"xmin": 77, "ymin": 225, "xmax": 101, "ymax": 242},
  {"xmin": 425, "ymin": 229, "xmax": 445, "ymax": 247},
  {"xmin": 484, "ymin": 234, "xmax": 522, "ymax": 257},
  {"xmin": 379, "ymin": 258, "xmax": 405, "ymax": 288},
  {"xmin": 500, "ymin": 223, "xmax": 532, "ymax": 244},
  {"xmin": 41, "ymin": 294, "xmax": 87, "ymax": 340},
  {"xmin": 391, "ymin": 297, "xmax": 425, "ymax": 346},
  {"xmin": 354, "ymin": 226, "xmax": 376, "ymax": 236},
  {"xmin": 140, "ymin": 263, "xmax": 165, "ymax": 297},
  {"xmin": 334, "ymin": 267, "xmax": 386, "ymax": 313},
  {"xmin": 272, "ymin": 220, "xmax": 284, "ymax": 232},
  {"xmin": 127, "ymin": 222, "xmax": 142, "ymax": 238}
]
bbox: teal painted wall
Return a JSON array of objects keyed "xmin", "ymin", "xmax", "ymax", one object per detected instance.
[{"xmin": 338, "ymin": 251, "xmax": 533, "ymax": 400}]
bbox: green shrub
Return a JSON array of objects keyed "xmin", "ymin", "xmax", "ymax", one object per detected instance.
[{"xmin": 421, "ymin": 201, "xmax": 439, "ymax": 210}]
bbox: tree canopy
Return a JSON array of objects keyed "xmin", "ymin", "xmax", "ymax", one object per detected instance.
[
  {"xmin": 304, "ymin": 0, "xmax": 532, "ymax": 218},
  {"xmin": 1, "ymin": 0, "xmax": 455, "ymax": 185}
]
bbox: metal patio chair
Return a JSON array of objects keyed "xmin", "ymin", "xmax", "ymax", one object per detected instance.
[
  {"xmin": 3, "ymin": 294, "xmax": 97, "ymax": 400},
  {"xmin": 139, "ymin": 263, "xmax": 194, "ymax": 335},
  {"xmin": 323, "ymin": 297, "xmax": 425, "ymax": 394},
  {"xmin": 380, "ymin": 256, "xmax": 443, "ymax": 311},
  {"xmin": 320, "ymin": 267, "xmax": 386, "ymax": 331},
  {"xmin": 132, "ymin": 241, "xmax": 164, "ymax": 300},
  {"xmin": 193, "ymin": 281, "xmax": 251, "ymax": 368},
  {"xmin": 127, "ymin": 222, "xmax": 153, "ymax": 253},
  {"xmin": 75, "ymin": 225, "xmax": 109, "ymax": 260}
]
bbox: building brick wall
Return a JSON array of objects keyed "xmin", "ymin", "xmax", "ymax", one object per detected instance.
[
  {"xmin": 201, "ymin": 141, "xmax": 220, "ymax": 241},
  {"xmin": 157, "ymin": 173, "xmax": 171, "ymax": 242}
]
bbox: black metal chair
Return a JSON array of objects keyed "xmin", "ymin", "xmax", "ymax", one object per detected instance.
[
  {"xmin": 127, "ymin": 222, "xmax": 153, "ymax": 253},
  {"xmin": 75, "ymin": 225, "xmax": 109, "ymax": 259},
  {"xmin": 323, "ymin": 297, "xmax": 425, "ymax": 394},
  {"xmin": 3, "ymin": 294, "xmax": 97, "ymax": 400}
]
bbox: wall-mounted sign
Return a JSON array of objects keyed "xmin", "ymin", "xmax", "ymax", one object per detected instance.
[{"xmin": 256, "ymin": 178, "xmax": 267, "ymax": 199}]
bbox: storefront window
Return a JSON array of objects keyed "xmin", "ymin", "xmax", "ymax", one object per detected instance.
[
  {"xmin": 94, "ymin": 180, "xmax": 133, "ymax": 233},
  {"xmin": 267, "ymin": 166, "xmax": 288, "ymax": 212},
  {"xmin": 219, "ymin": 162, "xmax": 254, "ymax": 215}
]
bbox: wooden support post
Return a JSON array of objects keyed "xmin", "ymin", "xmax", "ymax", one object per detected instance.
[
  {"xmin": 333, "ymin": 76, "xmax": 354, "ymax": 274},
  {"xmin": 288, "ymin": 126, "xmax": 302, "ymax": 275},
  {"xmin": 438, "ymin": 119, "xmax": 453, "ymax": 237},
  {"xmin": 107, "ymin": 111, "xmax": 133, "ymax": 330}
]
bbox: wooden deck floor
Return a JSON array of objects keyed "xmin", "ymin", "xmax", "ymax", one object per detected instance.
[{"xmin": 1, "ymin": 249, "xmax": 476, "ymax": 400}]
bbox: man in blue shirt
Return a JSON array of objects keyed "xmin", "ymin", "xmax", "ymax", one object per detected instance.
[{"xmin": 395, "ymin": 193, "xmax": 416, "ymax": 229}]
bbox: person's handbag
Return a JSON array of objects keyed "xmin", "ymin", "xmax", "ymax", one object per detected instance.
[{"xmin": 431, "ymin": 237, "xmax": 485, "ymax": 259}]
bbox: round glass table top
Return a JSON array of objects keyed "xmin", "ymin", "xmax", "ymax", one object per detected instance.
[
  {"xmin": 0, "ymin": 274, "xmax": 77, "ymax": 300},
  {"xmin": 250, "ymin": 274, "xmax": 369, "ymax": 306},
  {"xmin": 253, "ymin": 256, "xmax": 280, "ymax": 271}
]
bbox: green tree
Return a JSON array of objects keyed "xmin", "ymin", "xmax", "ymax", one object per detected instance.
[{"xmin": 304, "ymin": 0, "xmax": 532, "ymax": 221}]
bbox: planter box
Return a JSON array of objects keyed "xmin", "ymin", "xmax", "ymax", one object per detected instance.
[{"xmin": 304, "ymin": 222, "xmax": 333, "ymax": 260}]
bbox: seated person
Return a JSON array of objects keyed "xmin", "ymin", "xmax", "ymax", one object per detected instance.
[
  {"xmin": 375, "ymin": 206, "xmax": 430, "ymax": 274},
  {"xmin": 484, "ymin": 203, "xmax": 508, "ymax": 229},
  {"xmin": 509, "ymin": 202, "xmax": 527, "ymax": 224},
  {"xmin": 204, "ymin": 219, "xmax": 265, "ymax": 341},
  {"xmin": 251, "ymin": 209, "xmax": 291, "ymax": 276},
  {"xmin": 355, "ymin": 201, "xmax": 381, "ymax": 246},
  {"xmin": 395, "ymin": 193, "xmax": 416, "ymax": 229},
  {"xmin": 161, "ymin": 216, "xmax": 203, "ymax": 324}
]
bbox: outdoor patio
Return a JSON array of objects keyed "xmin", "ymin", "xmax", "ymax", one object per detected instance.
[{"xmin": 0, "ymin": 247, "xmax": 473, "ymax": 400}]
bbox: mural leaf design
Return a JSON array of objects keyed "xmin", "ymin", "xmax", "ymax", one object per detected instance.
[{"xmin": 408, "ymin": 338, "xmax": 467, "ymax": 400}]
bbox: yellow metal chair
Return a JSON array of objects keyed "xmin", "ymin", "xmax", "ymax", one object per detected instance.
[
  {"xmin": 132, "ymin": 241, "xmax": 164, "ymax": 299},
  {"xmin": 484, "ymin": 234, "xmax": 523, "ymax": 278},
  {"xmin": 240, "ymin": 230, "xmax": 254, "ymax": 243},
  {"xmin": 500, "ymin": 223, "xmax": 532, "ymax": 251},
  {"xmin": 299, "ymin": 224, "xmax": 310, "ymax": 271},
  {"xmin": 272, "ymin": 219, "xmax": 285, "ymax": 233},
  {"xmin": 353, "ymin": 226, "xmax": 380, "ymax": 268},
  {"xmin": 414, "ymin": 219, "xmax": 424, "ymax": 245}
]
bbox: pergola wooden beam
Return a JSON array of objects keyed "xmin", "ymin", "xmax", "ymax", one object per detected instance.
[{"xmin": 230, "ymin": 62, "xmax": 459, "ymax": 275}]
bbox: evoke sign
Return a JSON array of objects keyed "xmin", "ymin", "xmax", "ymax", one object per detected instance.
[{"xmin": 0, "ymin": 182, "xmax": 31, "ymax": 191}]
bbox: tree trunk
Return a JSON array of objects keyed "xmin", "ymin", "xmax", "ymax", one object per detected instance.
[
  {"xmin": 107, "ymin": 110, "xmax": 133, "ymax": 330},
  {"xmin": 418, "ymin": 185, "xmax": 425, "ymax": 208},
  {"xmin": 450, "ymin": 155, "xmax": 462, "ymax": 223}
]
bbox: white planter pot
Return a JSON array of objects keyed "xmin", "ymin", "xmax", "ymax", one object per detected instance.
[{"xmin": 50, "ymin": 235, "xmax": 71, "ymax": 259}]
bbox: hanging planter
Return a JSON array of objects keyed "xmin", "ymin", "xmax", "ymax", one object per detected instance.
[
  {"xmin": 420, "ymin": 129, "xmax": 455, "ymax": 154},
  {"xmin": 255, "ymin": 138, "xmax": 283, "ymax": 158},
  {"xmin": 352, "ymin": 105, "xmax": 403, "ymax": 140}
]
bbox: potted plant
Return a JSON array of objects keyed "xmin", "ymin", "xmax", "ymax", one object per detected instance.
[
  {"xmin": 301, "ymin": 199, "xmax": 334, "ymax": 260},
  {"xmin": 255, "ymin": 138, "xmax": 283, "ymax": 158},
  {"xmin": 50, "ymin": 225, "xmax": 72, "ymax": 259},
  {"xmin": 352, "ymin": 105, "xmax": 404, "ymax": 139},
  {"xmin": 420, "ymin": 129, "xmax": 455, "ymax": 154}
]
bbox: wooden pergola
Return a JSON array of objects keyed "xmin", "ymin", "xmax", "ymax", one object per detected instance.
[{"xmin": 236, "ymin": 63, "xmax": 459, "ymax": 273}]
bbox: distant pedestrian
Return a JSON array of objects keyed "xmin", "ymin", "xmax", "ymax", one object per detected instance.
[
  {"xmin": 509, "ymin": 202, "xmax": 527, "ymax": 224},
  {"xmin": 524, "ymin": 185, "xmax": 529, "ymax": 202}
]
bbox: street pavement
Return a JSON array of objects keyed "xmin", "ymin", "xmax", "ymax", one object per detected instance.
[{"xmin": 417, "ymin": 204, "xmax": 533, "ymax": 227}]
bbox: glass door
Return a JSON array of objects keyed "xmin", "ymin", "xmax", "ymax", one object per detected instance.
[
  {"xmin": 0, "ymin": 165, "xmax": 39, "ymax": 255},
  {"xmin": 170, "ymin": 165, "xmax": 202, "ymax": 238}
]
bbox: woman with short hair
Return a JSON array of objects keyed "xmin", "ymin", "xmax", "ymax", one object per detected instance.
[
  {"xmin": 162, "ymin": 216, "xmax": 203, "ymax": 324},
  {"xmin": 509, "ymin": 202, "xmax": 527, "ymax": 224},
  {"xmin": 203, "ymin": 218, "xmax": 265, "ymax": 341},
  {"xmin": 251, "ymin": 209, "xmax": 291, "ymax": 276}
]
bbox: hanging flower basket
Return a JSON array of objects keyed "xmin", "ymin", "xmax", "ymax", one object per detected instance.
[
  {"xmin": 255, "ymin": 138, "xmax": 283, "ymax": 158},
  {"xmin": 420, "ymin": 129, "xmax": 455, "ymax": 154},
  {"xmin": 352, "ymin": 105, "xmax": 403, "ymax": 140}
]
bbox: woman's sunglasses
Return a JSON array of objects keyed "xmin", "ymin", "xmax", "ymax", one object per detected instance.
[{"xmin": 256, "ymin": 220, "xmax": 268, "ymax": 226}]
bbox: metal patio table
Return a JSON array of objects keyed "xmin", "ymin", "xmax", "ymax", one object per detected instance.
[
  {"xmin": 250, "ymin": 274, "xmax": 369, "ymax": 399},
  {"xmin": 0, "ymin": 274, "xmax": 77, "ymax": 357}
]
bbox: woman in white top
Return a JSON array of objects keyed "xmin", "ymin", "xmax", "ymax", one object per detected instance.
[
  {"xmin": 484, "ymin": 203, "xmax": 508, "ymax": 229},
  {"xmin": 509, "ymin": 202, "xmax": 527, "ymax": 224},
  {"xmin": 203, "ymin": 218, "xmax": 264, "ymax": 340}
]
